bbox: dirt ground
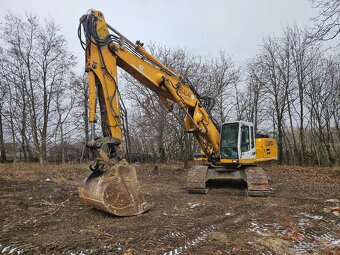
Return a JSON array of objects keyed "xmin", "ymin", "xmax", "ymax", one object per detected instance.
[{"xmin": 0, "ymin": 162, "xmax": 339, "ymax": 255}]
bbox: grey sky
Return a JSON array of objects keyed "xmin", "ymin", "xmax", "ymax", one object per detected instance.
[{"xmin": 1, "ymin": 0, "xmax": 318, "ymax": 72}]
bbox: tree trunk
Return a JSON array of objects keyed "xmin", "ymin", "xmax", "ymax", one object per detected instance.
[
  {"xmin": 60, "ymin": 123, "xmax": 65, "ymax": 164},
  {"xmin": 0, "ymin": 108, "xmax": 6, "ymax": 163}
]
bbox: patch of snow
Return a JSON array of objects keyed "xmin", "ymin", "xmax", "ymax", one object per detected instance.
[
  {"xmin": 2, "ymin": 246, "xmax": 11, "ymax": 253},
  {"xmin": 325, "ymin": 199, "xmax": 339, "ymax": 203},
  {"xmin": 331, "ymin": 239, "xmax": 340, "ymax": 245},
  {"xmin": 9, "ymin": 247, "xmax": 17, "ymax": 254},
  {"xmin": 299, "ymin": 212, "xmax": 323, "ymax": 220},
  {"xmin": 187, "ymin": 202, "xmax": 201, "ymax": 209}
]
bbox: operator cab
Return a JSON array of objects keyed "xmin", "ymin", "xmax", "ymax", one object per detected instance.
[{"xmin": 220, "ymin": 121, "xmax": 256, "ymax": 163}]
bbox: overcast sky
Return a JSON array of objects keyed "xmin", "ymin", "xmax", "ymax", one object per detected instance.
[{"xmin": 1, "ymin": 0, "xmax": 319, "ymax": 72}]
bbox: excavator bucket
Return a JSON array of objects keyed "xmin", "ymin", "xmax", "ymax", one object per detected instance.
[{"xmin": 78, "ymin": 164, "xmax": 152, "ymax": 216}]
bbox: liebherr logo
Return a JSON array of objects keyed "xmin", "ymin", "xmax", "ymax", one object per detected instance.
[{"xmin": 178, "ymin": 86, "xmax": 194, "ymax": 100}]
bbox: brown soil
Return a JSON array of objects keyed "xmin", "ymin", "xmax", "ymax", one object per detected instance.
[{"xmin": 0, "ymin": 163, "xmax": 339, "ymax": 255}]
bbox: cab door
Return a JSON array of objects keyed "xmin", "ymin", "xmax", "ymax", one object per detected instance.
[{"xmin": 240, "ymin": 123, "xmax": 256, "ymax": 160}]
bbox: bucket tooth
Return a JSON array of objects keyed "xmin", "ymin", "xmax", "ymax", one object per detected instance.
[{"xmin": 78, "ymin": 163, "xmax": 152, "ymax": 216}]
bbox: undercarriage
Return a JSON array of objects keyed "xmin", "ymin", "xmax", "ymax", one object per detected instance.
[{"xmin": 187, "ymin": 164, "xmax": 270, "ymax": 196}]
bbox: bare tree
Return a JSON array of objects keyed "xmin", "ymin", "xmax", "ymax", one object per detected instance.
[
  {"xmin": 244, "ymin": 59, "xmax": 271, "ymax": 131},
  {"xmin": 199, "ymin": 52, "xmax": 240, "ymax": 125},
  {"xmin": 0, "ymin": 58, "xmax": 6, "ymax": 162},
  {"xmin": 310, "ymin": 0, "xmax": 340, "ymax": 42},
  {"xmin": 245, "ymin": 22, "xmax": 340, "ymax": 166},
  {"xmin": 0, "ymin": 47, "xmax": 5, "ymax": 162},
  {"xmin": 287, "ymin": 26, "xmax": 321, "ymax": 164},
  {"xmin": 1, "ymin": 13, "xmax": 76, "ymax": 164},
  {"xmin": 254, "ymin": 36, "xmax": 291, "ymax": 163},
  {"xmin": 54, "ymin": 75, "xmax": 76, "ymax": 164},
  {"xmin": 73, "ymin": 74, "xmax": 90, "ymax": 161},
  {"xmin": 307, "ymin": 55, "xmax": 340, "ymax": 165}
]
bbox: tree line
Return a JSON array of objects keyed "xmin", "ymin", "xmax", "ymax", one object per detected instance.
[{"xmin": 0, "ymin": 1, "xmax": 339, "ymax": 166}]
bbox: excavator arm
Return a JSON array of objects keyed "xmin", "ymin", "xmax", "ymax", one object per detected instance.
[{"xmin": 80, "ymin": 10, "xmax": 221, "ymax": 163}]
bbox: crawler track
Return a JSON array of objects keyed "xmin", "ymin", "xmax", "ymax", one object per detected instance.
[
  {"xmin": 244, "ymin": 166, "xmax": 270, "ymax": 197},
  {"xmin": 187, "ymin": 165, "xmax": 209, "ymax": 194}
]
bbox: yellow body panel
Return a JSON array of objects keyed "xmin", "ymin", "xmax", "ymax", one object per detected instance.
[
  {"xmin": 255, "ymin": 138, "xmax": 278, "ymax": 161},
  {"xmin": 220, "ymin": 138, "xmax": 278, "ymax": 164}
]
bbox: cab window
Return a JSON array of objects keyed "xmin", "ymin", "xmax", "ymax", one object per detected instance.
[
  {"xmin": 241, "ymin": 125, "xmax": 250, "ymax": 152},
  {"xmin": 220, "ymin": 123, "xmax": 239, "ymax": 159},
  {"xmin": 250, "ymin": 126, "xmax": 255, "ymax": 149}
]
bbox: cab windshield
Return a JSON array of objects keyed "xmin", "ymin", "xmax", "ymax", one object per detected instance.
[{"xmin": 220, "ymin": 123, "xmax": 239, "ymax": 159}]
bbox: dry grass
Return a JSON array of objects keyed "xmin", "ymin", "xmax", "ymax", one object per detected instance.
[{"xmin": 0, "ymin": 162, "xmax": 89, "ymax": 183}]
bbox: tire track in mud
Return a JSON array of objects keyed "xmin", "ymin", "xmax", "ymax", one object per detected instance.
[
  {"xmin": 0, "ymin": 242, "xmax": 120, "ymax": 255},
  {"xmin": 0, "ymin": 225, "xmax": 217, "ymax": 255},
  {"xmin": 154, "ymin": 224, "xmax": 217, "ymax": 255},
  {"xmin": 0, "ymin": 243, "xmax": 38, "ymax": 255}
]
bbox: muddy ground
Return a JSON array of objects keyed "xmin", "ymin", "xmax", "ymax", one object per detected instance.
[{"xmin": 0, "ymin": 163, "xmax": 339, "ymax": 255}]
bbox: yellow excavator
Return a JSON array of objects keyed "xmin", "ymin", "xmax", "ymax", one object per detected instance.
[{"xmin": 77, "ymin": 10, "xmax": 278, "ymax": 217}]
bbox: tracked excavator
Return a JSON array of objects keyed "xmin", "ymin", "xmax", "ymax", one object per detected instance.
[{"xmin": 77, "ymin": 10, "xmax": 278, "ymax": 217}]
